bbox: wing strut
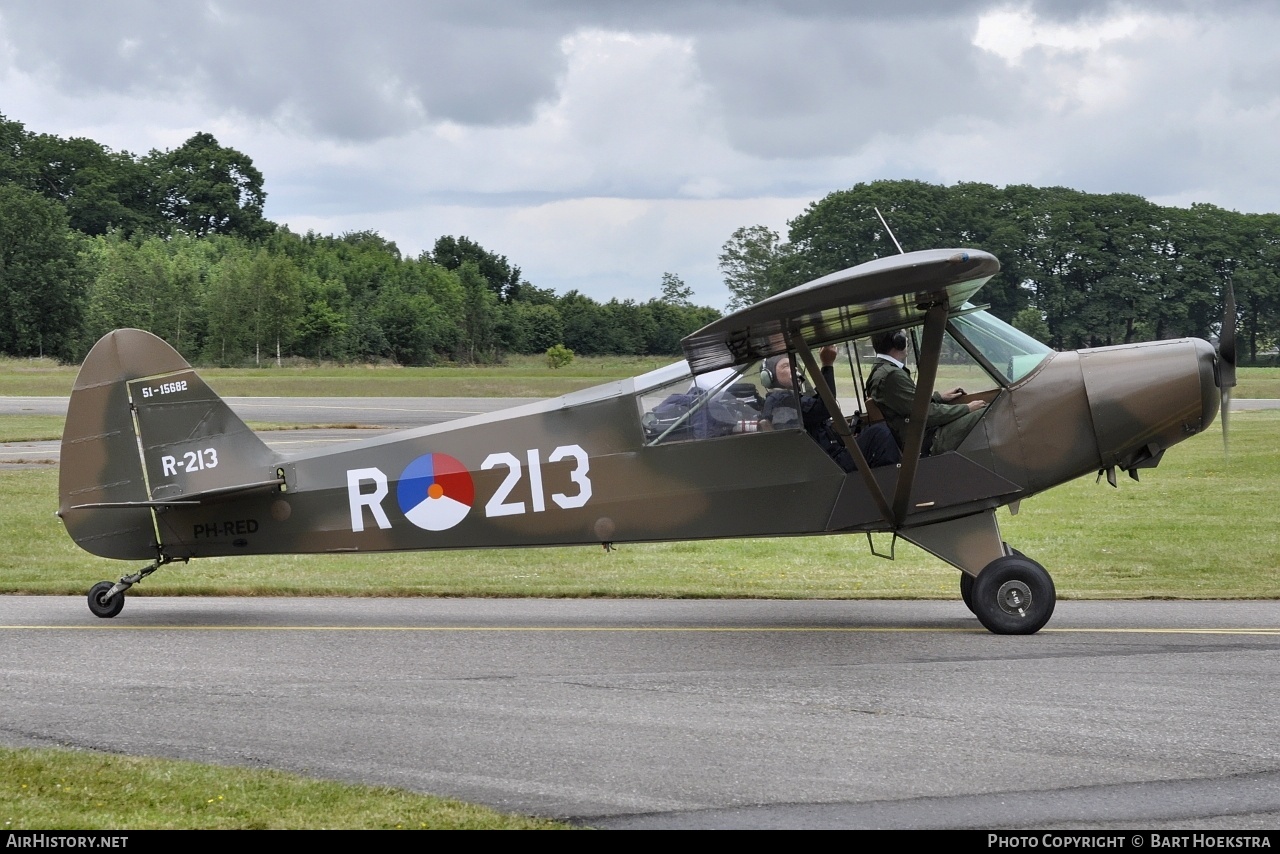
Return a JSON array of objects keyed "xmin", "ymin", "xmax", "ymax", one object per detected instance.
[
  {"xmin": 790, "ymin": 330, "xmax": 893, "ymax": 524},
  {"xmin": 890, "ymin": 301, "xmax": 949, "ymax": 527}
]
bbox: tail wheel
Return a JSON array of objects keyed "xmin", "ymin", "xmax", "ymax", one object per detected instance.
[
  {"xmin": 971, "ymin": 555, "xmax": 1055, "ymax": 635},
  {"xmin": 87, "ymin": 581, "xmax": 124, "ymax": 619}
]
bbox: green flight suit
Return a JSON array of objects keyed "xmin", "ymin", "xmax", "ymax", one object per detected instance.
[{"xmin": 865, "ymin": 358, "xmax": 984, "ymax": 455}]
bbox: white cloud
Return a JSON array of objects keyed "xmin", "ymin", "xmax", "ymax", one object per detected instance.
[{"xmin": 973, "ymin": 5, "xmax": 1147, "ymax": 63}]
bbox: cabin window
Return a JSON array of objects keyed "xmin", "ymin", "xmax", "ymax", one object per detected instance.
[{"xmin": 637, "ymin": 362, "xmax": 770, "ymax": 445}]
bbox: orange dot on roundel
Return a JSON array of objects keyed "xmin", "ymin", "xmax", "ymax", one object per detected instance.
[{"xmin": 427, "ymin": 483, "xmax": 445, "ymax": 500}]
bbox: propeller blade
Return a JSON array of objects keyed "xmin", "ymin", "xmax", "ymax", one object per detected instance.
[
  {"xmin": 1221, "ymin": 385, "xmax": 1230, "ymax": 457},
  {"xmin": 1219, "ymin": 281, "xmax": 1237, "ymax": 457},
  {"xmin": 1220, "ymin": 282, "xmax": 1237, "ymax": 390}
]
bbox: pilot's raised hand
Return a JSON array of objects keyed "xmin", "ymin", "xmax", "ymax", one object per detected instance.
[{"xmin": 819, "ymin": 345, "xmax": 838, "ymax": 367}]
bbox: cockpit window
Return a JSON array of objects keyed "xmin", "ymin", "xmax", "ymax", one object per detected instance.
[
  {"xmin": 950, "ymin": 308, "xmax": 1053, "ymax": 384},
  {"xmin": 637, "ymin": 361, "xmax": 771, "ymax": 445},
  {"xmin": 933, "ymin": 329, "xmax": 1003, "ymax": 398}
]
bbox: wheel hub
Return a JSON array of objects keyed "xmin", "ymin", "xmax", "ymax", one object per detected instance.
[{"xmin": 995, "ymin": 580, "xmax": 1033, "ymax": 616}]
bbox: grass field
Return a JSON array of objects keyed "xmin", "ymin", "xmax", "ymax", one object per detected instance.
[{"xmin": 0, "ymin": 747, "xmax": 575, "ymax": 830}]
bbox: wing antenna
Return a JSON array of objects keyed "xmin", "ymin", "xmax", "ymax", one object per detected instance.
[{"xmin": 875, "ymin": 207, "xmax": 906, "ymax": 255}]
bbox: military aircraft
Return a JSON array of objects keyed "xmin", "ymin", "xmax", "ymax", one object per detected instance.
[{"xmin": 58, "ymin": 247, "xmax": 1235, "ymax": 634}]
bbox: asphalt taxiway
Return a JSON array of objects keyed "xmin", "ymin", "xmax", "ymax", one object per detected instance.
[{"xmin": 2, "ymin": 596, "xmax": 1278, "ymax": 830}]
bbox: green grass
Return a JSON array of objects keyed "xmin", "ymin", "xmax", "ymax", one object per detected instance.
[
  {"xmin": 0, "ymin": 416, "xmax": 64, "ymax": 442},
  {"xmin": 7, "ymin": 411, "xmax": 1279, "ymax": 600},
  {"xmin": 0, "ymin": 747, "xmax": 576, "ymax": 830},
  {"xmin": 1232, "ymin": 366, "xmax": 1280, "ymax": 397}
]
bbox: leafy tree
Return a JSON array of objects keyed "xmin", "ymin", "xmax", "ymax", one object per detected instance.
[
  {"xmin": 201, "ymin": 244, "xmax": 257, "ymax": 364},
  {"xmin": 251, "ymin": 250, "xmax": 304, "ymax": 366},
  {"xmin": 148, "ymin": 133, "xmax": 269, "ymax": 240},
  {"xmin": 644, "ymin": 300, "xmax": 719, "ymax": 355},
  {"xmin": 0, "ymin": 184, "xmax": 86, "ymax": 360},
  {"xmin": 0, "ymin": 114, "xmax": 33, "ymax": 186},
  {"xmin": 295, "ymin": 275, "xmax": 351, "ymax": 361},
  {"xmin": 786, "ymin": 179, "xmax": 952, "ymax": 280},
  {"xmin": 1011, "ymin": 307, "xmax": 1050, "ymax": 342},
  {"xmin": 659, "ymin": 272, "xmax": 693, "ymax": 306},
  {"xmin": 27, "ymin": 135, "xmax": 158, "ymax": 236},
  {"xmin": 457, "ymin": 260, "xmax": 498, "ymax": 362},
  {"xmin": 558, "ymin": 291, "xmax": 608, "ymax": 355},
  {"xmin": 433, "ymin": 235, "xmax": 524, "ymax": 303},
  {"xmin": 719, "ymin": 225, "xmax": 796, "ymax": 310},
  {"xmin": 545, "ymin": 343, "xmax": 574, "ymax": 369},
  {"xmin": 496, "ymin": 301, "xmax": 564, "ymax": 354}
]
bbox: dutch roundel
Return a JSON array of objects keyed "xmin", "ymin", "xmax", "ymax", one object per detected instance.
[{"xmin": 396, "ymin": 453, "xmax": 474, "ymax": 531}]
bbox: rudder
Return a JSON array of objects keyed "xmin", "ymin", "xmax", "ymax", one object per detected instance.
[{"xmin": 59, "ymin": 329, "xmax": 279, "ymax": 560}]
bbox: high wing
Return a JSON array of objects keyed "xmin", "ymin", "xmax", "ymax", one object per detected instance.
[{"xmin": 680, "ymin": 248, "xmax": 1000, "ymax": 374}]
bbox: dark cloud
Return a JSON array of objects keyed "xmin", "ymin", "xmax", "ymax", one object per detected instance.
[
  {"xmin": 1, "ymin": 1, "xmax": 568, "ymax": 138},
  {"xmin": 0, "ymin": 0, "xmax": 1137, "ymax": 145}
]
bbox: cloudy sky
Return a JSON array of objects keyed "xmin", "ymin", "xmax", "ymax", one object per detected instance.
[{"xmin": 2, "ymin": 1, "xmax": 1276, "ymax": 309}]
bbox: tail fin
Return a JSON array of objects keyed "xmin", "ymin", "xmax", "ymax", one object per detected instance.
[{"xmin": 59, "ymin": 329, "xmax": 280, "ymax": 560}]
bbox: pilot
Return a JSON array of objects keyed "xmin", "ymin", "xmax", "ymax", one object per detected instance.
[
  {"xmin": 759, "ymin": 346, "xmax": 898, "ymax": 470},
  {"xmin": 865, "ymin": 330, "xmax": 986, "ymax": 455}
]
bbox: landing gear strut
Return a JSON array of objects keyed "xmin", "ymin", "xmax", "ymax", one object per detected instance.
[
  {"xmin": 85, "ymin": 554, "xmax": 182, "ymax": 619},
  {"xmin": 967, "ymin": 554, "xmax": 1056, "ymax": 635}
]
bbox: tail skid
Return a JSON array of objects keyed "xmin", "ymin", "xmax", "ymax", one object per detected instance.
[{"xmin": 59, "ymin": 329, "xmax": 280, "ymax": 560}]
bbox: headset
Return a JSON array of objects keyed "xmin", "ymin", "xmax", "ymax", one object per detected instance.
[
  {"xmin": 760, "ymin": 354, "xmax": 806, "ymax": 390},
  {"xmin": 872, "ymin": 330, "xmax": 908, "ymax": 355}
]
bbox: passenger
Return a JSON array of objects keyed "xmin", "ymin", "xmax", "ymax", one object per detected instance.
[
  {"xmin": 759, "ymin": 347, "xmax": 899, "ymax": 470},
  {"xmin": 865, "ymin": 330, "xmax": 986, "ymax": 455}
]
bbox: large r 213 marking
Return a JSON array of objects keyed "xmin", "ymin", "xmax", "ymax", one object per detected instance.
[
  {"xmin": 346, "ymin": 443, "xmax": 594, "ymax": 533},
  {"xmin": 481, "ymin": 445, "xmax": 591, "ymax": 517},
  {"xmin": 161, "ymin": 448, "xmax": 218, "ymax": 477}
]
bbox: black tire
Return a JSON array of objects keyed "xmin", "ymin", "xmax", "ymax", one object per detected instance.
[
  {"xmin": 959, "ymin": 573, "xmax": 976, "ymax": 613},
  {"xmin": 970, "ymin": 555, "xmax": 1055, "ymax": 635},
  {"xmin": 88, "ymin": 581, "xmax": 124, "ymax": 619},
  {"xmin": 963, "ymin": 545, "xmax": 1022, "ymax": 613}
]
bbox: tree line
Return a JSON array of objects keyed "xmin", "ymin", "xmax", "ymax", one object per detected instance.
[
  {"xmin": 721, "ymin": 180, "xmax": 1280, "ymax": 362},
  {"xmin": 5, "ymin": 112, "xmax": 1276, "ymax": 366}
]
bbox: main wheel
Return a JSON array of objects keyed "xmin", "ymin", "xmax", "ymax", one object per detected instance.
[
  {"xmin": 970, "ymin": 555, "xmax": 1055, "ymax": 635},
  {"xmin": 959, "ymin": 573, "xmax": 975, "ymax": 613},
  {"xmin": 87, "ymin": 581, "xmax": 124, "ymax": 619}
]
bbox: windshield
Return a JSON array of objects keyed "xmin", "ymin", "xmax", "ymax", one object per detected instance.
[{"xmin": 950, "ymin": 308, "xmax": 1053, "ymax": 383}]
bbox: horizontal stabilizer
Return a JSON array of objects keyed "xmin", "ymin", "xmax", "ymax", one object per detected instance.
[{"xmin": 70, "ymin": 476, "xmax": 286, "ymax": 510}]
